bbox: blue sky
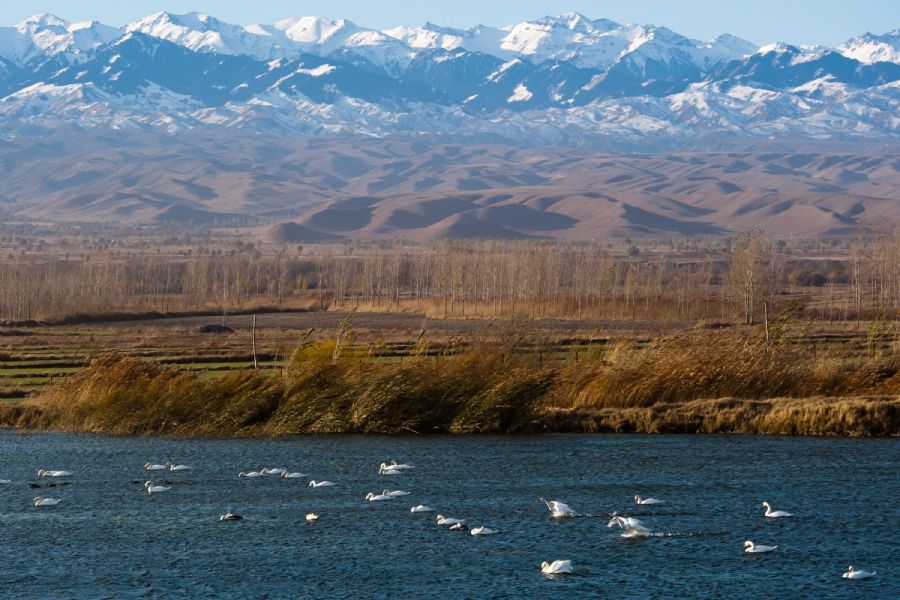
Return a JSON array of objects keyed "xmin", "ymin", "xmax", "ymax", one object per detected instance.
[{"xmin": 3, "ymin": 1, "xmax": 898, "ymax": 46}]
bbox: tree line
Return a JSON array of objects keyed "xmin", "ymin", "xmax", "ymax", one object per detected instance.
[{"xmin": 0, "ymin": 235, "xmax": 896, "ymax": 324}]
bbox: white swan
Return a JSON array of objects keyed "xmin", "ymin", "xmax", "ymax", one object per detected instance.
[
  {"xmin": 167, "ymin": 463, "xmax": 191, "ymax": 471},
  {"xmin": 306, "ymin": 513, "xmax": 319, "ymax": 522},
  {"xmin": 843, "ymin": 566, "xmax": 876, "ymax": 579},
  {"xmin": 762, "ymin": 501, "xmax": 793, "ymax": 518},
  {"xmin": 744, "ymin": 540, "xmax": 777, "ymax": 553},
  {"xmin": 470, "ymin": 526, "xmax": 497, "ymax": 536},
  {"xmin": 541, "ymin": 560, "xmax": 573, "ymax": 575},
  {"xmin": 382, "ymin": 489, "xmax": 411, "ymax": 497},
  {"xmin": 219, "ymin": 512, "xmax": 243, "ymax": 521},
  {"xmin": 309, "ymin": 480, "xmax": 336, "ymax": 487},
  {"xmin": 33, "ymin": 496, "xmax": 61, "ymax": 506},
  {"xmin": 37, "ymin": 470, "xmax": 72, "ymax": 478},
  {"xmin": 238, "ymin": 470, "xmax": 266, "ymax": 478},
  {"xmin": 365, "ymin": 492, "xmax": 394, "ymax": 502},
  {"xmin": 449, "ymin": 522, "xmax": 468, "ymax": 530},
  {"xmin": 262, "ymin": 468, "xmax": 286, "ymax": 476},
  {"xmin": 541, "ymin": 498, "xmax": 577, "ymax": 518},
  {"xmin": 436, "ymin": 515, "xmax": 465, "ymax": 526},
  {"xmin": 635, "ymin": 495, "xmax": 664, "ymax": 505},
  {"xmin": 378, "ymin": 463, "xmax": 404, "ymax": 475},
  {"xmin": 386, "ymin": 461, "xmax": 414, "ymax": 470},
  {"xmin": 411, "ymin": 505, "xmax": 434, "ymax": 513},
  {"xmin": 281, "ymin": 471, "xmax": 308, "ymax": 479},
  {"xmin": 0, "ymin": 479, "xmax": 11, "ymax": 484},
  {"xmin": 608, "ymin": 515, "xmax": 652, "ymax": 537},
  {"xmin": 145, "ymin": 481, "xmax": 171, "ymax": 494},
  {"xmin": 144, "ymin": 463, "xmax": 167, "ymax": 471}
]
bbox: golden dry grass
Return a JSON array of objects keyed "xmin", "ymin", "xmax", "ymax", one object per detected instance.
[{"xmin": 3, "ymin": 332, "xmax": 899, "ymax": 437}]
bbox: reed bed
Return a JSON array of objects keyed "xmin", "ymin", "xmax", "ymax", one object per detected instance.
[{"xmin": 3, "ymin": 332, "xmax": 899, "ymax": 436}]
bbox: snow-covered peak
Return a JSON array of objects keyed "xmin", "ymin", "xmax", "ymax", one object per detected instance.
[
  {"xmin": 126, "ymin": 11, "xmax": 278, "ymax": 58},
  {"xmin": 18, "ymin": 13, "xmax": 70, "ymax": 30},
  {"xmin": 0, "ymin": 13, "xmax": 120, "ymax": 66},
  {"xmin": 701, "ymin": 33, "xmax": 757, "ymax": 65},
  {"xmin": 269, "ymin": 16, "xmax": 358, "ymax": 47},
  {"xmin": 839, "ymin": 30, "xmax": 900, "ymax": 64},
  {"xmin": 756, "ymin": 42, "xmax": 798, "ymax": 55}
]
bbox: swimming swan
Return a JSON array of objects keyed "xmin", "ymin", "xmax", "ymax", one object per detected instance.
[
  {"xmin": 411, "ymin": 505, "xmax": 434, "ymax": 513},
  {"xmin": 449, "ymin": 522, "xmax": 468, "ymax": 531},
  {"xmin": 382, "ymin": 490, "xmax": 411, "ymax": 497},
  {"xmin": 167, "ymin": 464, "xmax": 191, "ymax": 471},
  {"xmin": 238, "ymin": 470, "xmax": 266, "ymax": 478},
  {"xmin": 37, "ymin": 470, "xmax": 72, "ymax": 478},
  {"xmin": 436, "ymin": 515, "xmax": 465, "ymax": 526},
  {"xmin": 365, "ymin": 492, "xmax": 394, "ymax": 502},
  {"xmin": 386, "ymin": 461, "xmax": 414, "ymax": 470},
  {"xmin": 306, "ymin": 513, "xmax": 319, "ymax": 522},
  {"xmin": 281, "ymin": 471, "xmax": 308, "ymax": 479},
  {"xmin": 470, "ymin": 526, "xmax": 497, "ymax": 536},
  {"xmin": 0, "ymin": 479, "xmax": 11, "ymax": 484},
  {"xmin": 33, "ymin": 496, "xmax": 61, "ymax": 506},
  {"xmin": 219, "ymin": 512, "xmax": 243, "ymax": 521},
  {"xmin": 144, "ymin": 463, "xmax": 167, "ymax": 471},
  {"xmin": 541, "ymin": 560, "xmax": 573, "ymax": 575},
  {"xmin": 145, "ymin": 481, "xmax": 171, "ymax": 494},
  {"xmin": 744, "ymin": 540, "xmax": 777, "ymax": 553},
  {"xmin": 843, "ymin": 566, "xmax": 876, "ymax": 579},
  {"xmin": 541, "ymin": 498, "xmax": 577, "ymax": 518},
  {"xmin": 635, "ymin": 495, "xmax": 664, "ymax": 505},
  {"xmin": 262, "ymin": 468, "xmax": 286, "ymax": 476},
  {"xmin": 309, "ymin": 480, "xmax": 337, "ymax": 487},
  {"xmin": 378, "ymin": 463, "xmax": 404, "ymax": 475},
  {"xmin": 608, "ymin": 515, "xmax": 652, "ymax": 537},
  {"xmin": 762, "ymin": 501, "xmax": 793, "ymax": 518}
]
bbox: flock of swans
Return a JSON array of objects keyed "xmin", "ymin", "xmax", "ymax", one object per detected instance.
[
  {"xmin": 538, "ymin": 497, "xmax": 878, "ymax": 581},
  {"xmin": 5, "ymin": 459, "xmax": 880, "ymax": 582}
]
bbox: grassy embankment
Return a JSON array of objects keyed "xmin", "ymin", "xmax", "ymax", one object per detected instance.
[{"xmin": 2, "ymin": 329, "xmax": 899, "ymax": 437}]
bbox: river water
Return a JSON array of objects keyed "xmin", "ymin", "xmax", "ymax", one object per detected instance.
[{"xmin": 0, "ymin": 432, "xmax": 896, "ymax": 598}]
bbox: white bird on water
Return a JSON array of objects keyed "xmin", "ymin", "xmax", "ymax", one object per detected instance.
[
  {"xmin": 281, "ymin": 471, "xmax": 308, "ymax": 479},
  {"xmin": 37, "ymin": 470, "xmax": 72, "ymax": 478},
  {"xmin": 144, "ymin": 463, "xmax": 167, "ymax": 471},
  {"xmin": 33, "ymin": 496, "xmax": 61, "ymax": 506},
  {"xmin": 262, "ymin": 468, "xmax": 286, "ymax": 476},
  {"xmin": 436, "ymin": 515, "xmax": 465, "ymax": 526},
  {"xmin": 541, "ymin": 560, "xmax": 573, "ymax": 575},
  {"xmin": 382, "ymin": 489, "xmax": 411, "ymax": 497},
  {"xmin": 386, "ymin": 461, "xmax": 414, "ymax": 470},
  {"xmin": 306, "ymin": 513, "xmax": 319, "ymax": 522},
  {"xmin": 378, "ymin": 463, "xmax": 404, "ymax": 475},
  {"xmin": 843, "ymin": 566, "xmax": 876, "ymax": 580},
  {"xmin": 608, "ymin": 515, "xmax": 652, "ymax": 537},
  {"xmin": 167, "ymin": 463, "xmax": 191, "ymax": 472},
  {"xmin": 0, "ymin": 479, "xmax": 11, "ymax": 484},
  {"xmin": 541, "ymin": 498, "xmax": 577, "ymax": 518},
  {"xmin": 145, "ymin": 481, "xmax": 171, "ymax": 495},
  {"xmin": 309, "ymin": 480, "xmax": 337, "ymax": 487},
  {"xmin": 219, "ymin": 512, "xmax": 243, "ymax": 521},
  {"xmin": 470, "ymin": 526, "xmax": 497, "ymax": 536},
  {"xmin": 762, "ymin": 501, "xmax": 793, "ymax": 518},
  {"xmin": 365, "ymin": 492, "xmax": 394, "ymax": 502},
  {"xmin": 238, "ymin": 470, "xmax": 266, "ymax": 478},
  {"xmin": 411, "ymin": 505, "xmax": 434, "ymax": 513},
  {"xmin": 744, "ymin": 540, "xmax": 777, "ymax": 553},
  {"xmin": 635, "ymin": 495, "xmax": 664, "ymax": 505}
]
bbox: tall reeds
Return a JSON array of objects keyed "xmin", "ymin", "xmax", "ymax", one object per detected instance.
[{"xmin": 3, "ymin": 332, "xmax": 899, "ymax": 436}]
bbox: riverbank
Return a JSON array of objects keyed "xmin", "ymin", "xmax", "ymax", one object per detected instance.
[{"xmin": 3, "ymin": 333, "xmax": 899, "ymax": 437}]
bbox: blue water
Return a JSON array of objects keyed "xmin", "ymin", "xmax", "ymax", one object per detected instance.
[{"xmin": 0, "ymin": 433, "xmax": 897, "ymax": 599}]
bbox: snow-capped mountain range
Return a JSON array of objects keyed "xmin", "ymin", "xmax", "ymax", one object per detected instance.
[{"xmin": 1, "ymin": 11, "xmax": 899, "ymax": 146}]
